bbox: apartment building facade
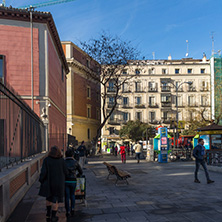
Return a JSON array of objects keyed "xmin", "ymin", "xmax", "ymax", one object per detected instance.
[
  {"xmin": 62, "ymin": 41, "xmax": 101, "ymax": 147},
  {"xmin": 102, "ymin": 55, "xmax": 211, "ymax": 141}
]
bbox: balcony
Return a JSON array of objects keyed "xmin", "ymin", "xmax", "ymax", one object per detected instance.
[
  {"xmin": 107, "ymin": 103, "xmax": 117, "ymax": 108},
  {"xmin": 188, "ymin": 87, "xmax": 196, "ymax": 92},
  {"xmin": 200, "ymin": 87, "xmax": 209, "ymax": 92},
  {"xmin": 161, "ymin": 86, "xmax": 171, "ymax": 92},
  {"xmin": 122, "ymin": 89, "xmax": 131, "ymax": 93},
  {"xmin": 122, "ymin": 103, "xmax": 132, "ymax": 108},
  {"xmin": 108, "ymin": 118, "xmax": 121, "ymax": 125},
  {"xmin": 188, "ymin": 103, "xmax": 198, "ymax": 107},
  {"xmin": 148, "ymin": 88, "xmax": 158, "ymax": 92},
  {"xmin": 135, "ymin": 104, "xmax": 146, "ymax": 108},
  {"xmin": 149, "ymin": 120, "xmax": 158, "ymax": 124},
  {"xmin": 201, "ymin": 104, "xmax": 210, "ymax": 107},
  {"xmin": 161, "ymin": 102, "xmax": 172, "ymax": 107},
  {"xmin": 135, "ymin": 89, "xmax": 145, "ymax": 93},
  {"xmin": 161, "ymin": 118, "xmax": 171, "ymax": 124},
  {"xmin": 148, "ymin": 103, "xmax": 159, "ymax": 108},
  {"xmin": 107, "ymin": 87, "xmax": 116, "ymax": 93}
]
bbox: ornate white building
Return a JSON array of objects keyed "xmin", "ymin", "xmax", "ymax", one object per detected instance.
[{"xmin": 101, "ymin": 54, "xmax": 211, "ymax": 141}]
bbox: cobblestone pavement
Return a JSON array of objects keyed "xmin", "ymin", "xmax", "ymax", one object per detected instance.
[{"xmin": 7, "ymin": 155, "xmax": 222, "ymax": 222}]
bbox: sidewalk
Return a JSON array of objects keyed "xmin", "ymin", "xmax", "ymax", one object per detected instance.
[{"xmin": 7, "ymin": 155, "xmax": 222, "ymax": 222}]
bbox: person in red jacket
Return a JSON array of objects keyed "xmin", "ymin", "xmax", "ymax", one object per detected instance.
[{"xmin": 119, "ymin": 145, "xmax": 126, "ymax": 163}]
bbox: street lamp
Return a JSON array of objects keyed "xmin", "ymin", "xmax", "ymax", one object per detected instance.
[
  {"xmin": 162, "ymin": 80, "xmax": 192, "ymax": 148},
  {"xmin": 174, "ymin": 81, "xmax": 192, "ymax": 148}
]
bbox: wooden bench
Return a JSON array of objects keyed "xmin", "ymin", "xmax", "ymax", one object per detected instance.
[
  {"xmin": 103, "ymin": 162, "xmax": 131, "ymax": 185},
  {"xmin": 103, "ymin": 162, "xmax": 115, "ymax": 179}
]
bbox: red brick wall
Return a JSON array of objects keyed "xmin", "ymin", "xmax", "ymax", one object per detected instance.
[
  {"xmin": 74, "ymin": 73, "xmax": 100, "ymax": 119},
  {"xmin": 48, "ymin": 35, "xmax": 66, "ymax": 148},
  {"xmin": 0, "ymin": 25, "xmax": 40, "ymax": 96}
]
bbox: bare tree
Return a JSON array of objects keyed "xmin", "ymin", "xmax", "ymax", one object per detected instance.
[{"xmin": 80, "ymin": 32, "xmax": 141, "ymax": 143}]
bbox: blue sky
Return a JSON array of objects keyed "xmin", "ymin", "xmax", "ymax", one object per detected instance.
[{"xmin": 7, "ymin": 0, "xmax": 222, "ymax": 60}]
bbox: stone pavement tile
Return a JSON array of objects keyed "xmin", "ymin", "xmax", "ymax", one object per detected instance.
[
  {"xmin": 25, "ymin": 213, "xmax": 46, "ymax": 222},
  {"xmin": 101, "ymin": 206, "xmax": 129, "ymax": 214},
  {"xmin": 90, "ymin": 213, "xmax": 120, "ymax": 221},
  {"xmin": 182, "ymin": 212, "xmax": 216, "ymax": 222},
  {"xmin": 81, "ymin": 209, "xmax": 103, "ymax": 215},
  {"xmin": 111, "ymin": 202, "xmax": 137, "ymax": 208},
  {"xmin": 201, "ymin": 210, "xmax": 222, "ymax": 221},
  {"xmin": 118, "ymin": 210, "xmax": 149, "ymax": 220}
]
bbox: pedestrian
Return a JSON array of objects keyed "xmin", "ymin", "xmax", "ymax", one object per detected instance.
[
  {"xmin": 126, "ymin": 144, "xmax": 130, "ymax": 156},
  {"xmin": 193, "ymin": 138, "xmax": 214, "ymax": 184},
  {"xmin": 131, "ymin": 143, "xmax": 134, "ymax": 156},
  {"xmin": 114, "ymin": 145, "xmax": 118, "ymax": 156},
  {"xmin": 134, "ymin": 141, "xmax": 142, "ymax": 163},
  {"xmin": 38, "ymin": 146, "xmax": 68, "ymax": 222},
  {"xmin": 119, "ymin": 145, "xmax": 126, "ymax": 163},
  {"xmin": 64, "ymin": 149, "xmax": 83, "ymax": 217},
  {"xmin": 77, "ymin": 141, "xmax": 86, "ymax": 169}
]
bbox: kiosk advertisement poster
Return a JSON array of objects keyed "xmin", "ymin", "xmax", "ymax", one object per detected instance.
[
  {"xmin": 159, "ymin": 127, "xmax": 168, "ymax": 163},
  {"xmin": 200, "ymin": 135, "xmax": 210, "ymax": 150}
]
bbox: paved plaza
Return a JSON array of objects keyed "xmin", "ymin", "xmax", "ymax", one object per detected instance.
[{"xmin": 7, "ymin": 155, "xmax": 222, "ymax": 222}]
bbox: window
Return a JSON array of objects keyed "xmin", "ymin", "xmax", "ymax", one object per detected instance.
[
  {"xmin": 177, "ymin": 95, "xmax": 183, "ymax": 106},
  {"xmin": 136, "ymin": 112, "xmax": 142, "ymax": 121},
  {"xmin": 187, "ymin": 69, "xmax": 192, "ymax": 74},
  {"xmin": 135, "ymin": 82, "xmax": 141, "ymax": 92},
  {"xmin": 87, "ymin": 128, "xmax": 90, "ymax": 139},
  {"xmin": 149, "ymin": 96, "xmax": 155, "ymax": 106},
  {"xmin": 122, "ymin": 69, "xmax": 127, "ymax": 74},
  {"xmin": 122, "ymin": 82, "xmax": 128, "ymax": 92},
  {"xmin": 87, "ymin": 105, "xmax": 91, "ymax": 118},
  {"xmin": 86, "ymin": 59, "xmax": 90, "ymax": 68},
  {"xmin": 201, "ymin": 68, "xmax": 205, "ymax": 74},
  {"xmin": 109, "ymin": 127, "xmax": 115, "ymax": 135},
  {"xmin": 87, "ymin": 86, "xmax": 91, "ymax": 99},
  {"xmin": 188, "ymin": 95, "xmax": 194, "ymax": 106},
  {"xmin": 96, "ymin": 108, "xmax": 100, "ymax": 120},
  {"xmin": 162, "ymin": 69, "xmax": 167, "ymax": 74},
  {"xmin": 175, "ymin": 69, "xmax": 180, "ymax": 74},
  {"xmin": 135, "ymin": 69, "xmax": 140, "ymax": 75},
  {"xmin": 161, "ymin": 94, "xmax": 171, "ymax": 103},
  {"xmin": 148, "ymin": 68, "xmax": 155, "ymax": 74},
  {"xmin": 149, "ymin": 112, "xmax": 155, "ymax": 122},
  {"xmin": 136, "ymin": 97, "xmax": 141, "ymax": 105},
  {"xmin": 123, "ymin": 112, "xmax": 128, "ymax": 121},
  {"xmin": 123, "ymin": 97, "xmax": 128, "ymax": 105},
  {"xmin": 109, "ymin": 97, "xmax": 114, "ymax": 105},
  {"xmin": 110, "ymin": 113, "xmax": 114, "ymax": 121},
  {"xmin": 162, "ymin": 111, "xmax": 168, "ymax": 120},
  {"xmin": 0, "ymin": 55, "xmax": 4, "ymax": 82},
  {"xmin": 61, "ymin": 65, "xmax": 64, "ymax": 82},
  {"xmin": 108, "ymin": 81, "xmax": 115, "ymax": 91},
  {"xmin": 201, "ymin": 96, "xmax": 208, "ymax": 106}
]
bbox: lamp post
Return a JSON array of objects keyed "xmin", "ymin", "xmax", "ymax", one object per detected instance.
[{"xmin": 167, "ymin": 81, "xmax": 192, "ymax": 148}]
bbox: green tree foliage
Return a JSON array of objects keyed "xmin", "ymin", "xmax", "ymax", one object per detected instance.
[{"xmin": 119, "ymin": 120, "xmax": 156, "ymax": 142}]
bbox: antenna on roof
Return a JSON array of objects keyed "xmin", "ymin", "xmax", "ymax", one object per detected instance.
[
  {"xmin": 186, "ymin": 40, "xmax": 189, "ymax": 57},
  {"xmin": 211, "ymin": 32, "xmax": 215, "ymax": 55},
  {"xmin": 152, "ymin": 52, "xmax": 155, "ymax": 60}
]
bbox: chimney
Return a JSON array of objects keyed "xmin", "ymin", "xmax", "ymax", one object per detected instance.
[
  {"xmin": 202, "ymin": 52, "xmax": 207, "ymax": 62},
  {"xmin": 168, "ymin": 54, "xmax": 172, "ymax": 60}
]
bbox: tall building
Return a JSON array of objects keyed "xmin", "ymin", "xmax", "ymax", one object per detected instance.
[
  {"xmin": 210, "ymin": 54, "xmax": 222, "ymax": 124},
  {"xmin": 62, "ymin": 41, "xmax": 101, "ymax": 148},
  {"xmin": 102, "ymin": 54, "xmax": 211, "ymax": 142},
  {"xmin": 0, "ymin": 6, "xmax": 69, "ymax": 150}
]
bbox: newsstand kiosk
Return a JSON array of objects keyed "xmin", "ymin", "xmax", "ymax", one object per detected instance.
[{"xmin": 158, "ymin": 127, "xmax": 169, "ymax": 163}]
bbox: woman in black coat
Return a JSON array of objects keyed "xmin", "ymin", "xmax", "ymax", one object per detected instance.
[{"xmin": 39, "ymin": 146, "xmax": 68, "ymax": 222}]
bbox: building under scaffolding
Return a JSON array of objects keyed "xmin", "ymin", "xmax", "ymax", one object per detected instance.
[{"xmin": 210, "ymin": 54, "xmax": 222, "ymax": 124}]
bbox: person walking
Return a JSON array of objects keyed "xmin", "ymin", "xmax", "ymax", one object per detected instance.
[
  {"xmin": 119, "ymin": 145, "xmax": 126, "ymax": 163},
  {"xmin": 134, "ymin": 141, "xmax": 142, "ymax": 163},
  {"xmin": 77, "ymin": 141, "xmax": 86, "ymax": 169},
  {"xmin": 193, "ymin": 138, "xmax": 214, "ymax": 184},
  {"xmin": 38, "ymin": 146, "xmax": 68, "ymax": 222},
  {"xmin": 64, "ymin": 149, "xmax": 83, "ymax": 217}
]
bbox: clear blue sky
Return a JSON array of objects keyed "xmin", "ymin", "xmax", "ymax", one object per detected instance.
[{"xmin": 8, "ymin": 0, "xmax": 222, "ymax": 60}]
